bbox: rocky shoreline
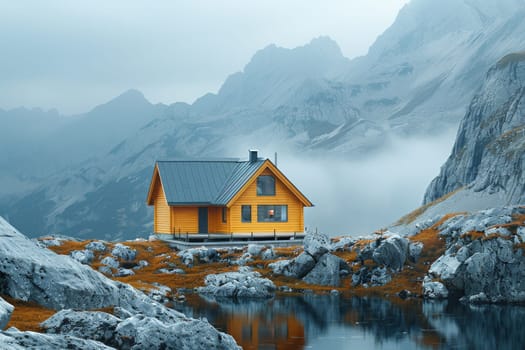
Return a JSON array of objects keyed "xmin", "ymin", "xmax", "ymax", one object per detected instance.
[{"xmin": 1, "ymin": 205, "xmax": 525, "ymax": 348}]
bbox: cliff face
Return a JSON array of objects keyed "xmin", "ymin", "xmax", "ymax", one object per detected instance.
[{"xmin": 424, "ymin": 53, "xmax": 525, "ymax": 206}]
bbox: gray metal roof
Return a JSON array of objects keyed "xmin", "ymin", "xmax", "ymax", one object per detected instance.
[{"xmin": 156, "ymin": 159, "xmax": 265, "ymax": 206}]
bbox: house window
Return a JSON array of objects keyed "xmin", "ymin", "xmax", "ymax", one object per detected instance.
[
  {"xmin": 222, "ymin": 207, "xmax": 227, "ymax": 223},
  {"xmin": 257, "ymin": 205, "xmax": 287, "ymax": 222},
  {"xmin": 256, "ymin": 175, "xmax": 275, "ymax": 196},
  {"xmin": 241, "ymin": 205, "xmax": 251, "ymax": 223}
]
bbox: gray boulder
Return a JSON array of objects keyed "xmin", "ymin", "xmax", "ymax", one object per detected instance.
[
  {"xmin": 0, "ymin": 329, "xmax": 112, "ymax": 349},
  {"xmin": 261, "ymin": 248, "xmax": 276, "ymax": 260},
  {"xmin": 114, "ymin": 268, "xmax": 135, "ymax": 277},
  {"xmin": 114, "ymin": 315, "xmax": 241, "ymax": 350},
  {"xmin": 269, "ymin": 252, "xmax": 315, "ymax": 279},
  {"xmin": 41, "ymin": 309, "xmax": 121, "ymax": 347},
  {"xmin": 408, "ymin": 241, "xmax": 424, "ymax": 263},
  {"xmin": 372, "ymin": 235, "xmax": 409, "ymax": 271},
  {"xmin": 70, "ymin": 250, "xmax": 95, "ymax": 265},
  {"xmin": 100, "ymin": 256, "xmax": 119, "ymax": 269},
  {"xmin": 422, "ymin": 277, "xmax": 449, "ymax": 299},
  {"xmin": 302, "ymin": 253, "xmax": 349, "ymax": 287},
  {"xmin": 0, "ymin": 297, "xmax": 14, "ymax": 330},
  {"xmin": 303, "ymin": 231, "xmax": 331, "ymax": 260},
  {"xmin": 111, "ymin": 243, "xmax": 137, "ymax": 261},
  {"xmin": 85, "ymin": 241, "xmax": 107, "ymax": 252},
  {"xmin": 198, "ymin": 269, "xmax": 276, "ymax": 298},
  {"xmin": 247, "ymin": 244, "xmax": 264, "ymax": 257},
  {"xmin": 178, "ymin": 247, "xmax": 220, "ymax": 267}
]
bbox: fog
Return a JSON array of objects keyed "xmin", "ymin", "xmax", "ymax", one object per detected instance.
[{"xmin": 268, "ymin": 131, "xmax": 457, "ymax": 237}]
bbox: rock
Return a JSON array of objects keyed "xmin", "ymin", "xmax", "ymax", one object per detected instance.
[
  {"xmin": 372, "ymin": 235, "xmax": 409, "ymax": 271},
  {"xmin": 111, "ymin": 243, "xmax": 137, "ymax": 261},
  {"xmin": 247, "ymin": 244, "xmax": 264, "ymax": 257},
  {"xmin": 98, "ymin": 266, "xmax": 113, "ymax": 275},
  {"xmin": 423, "ymin": 277, "xmax": 449, "ymax": 299},
  {"xmin": 41, "ymin": 309, "xmax": 121, "ymax": 347},
  {"xmin": 485, "ymin": 227, "xmax": 511, "ymax": 236},
  {"xmin": 330, "ymin": 289, "xmax": 340, "ymax": 296},
  {"xmin": 157, "ymin": 268, "xmax": 185, "ymax": 274},
  {"xmin": 133, "ymin": 260, "xmax": 149, "ymax": 270},
  {"xmin": 369, "ymin": 266, "xmax": 392, "ymax": 286},
  {"xmin": 0, "ymin": 329, "xmax": 113, "ymax": 349},
  {"xmin": 303, "ymin": 231, "xmax": 331, "ymax": 260},
  {"xmin": 114, "ymin": 315, "xmax": 241, "ymax": 350},
  {"xmin": 303, "ymin": 253, "xmax": 349, "ymax": 287},
  {"xmin": 114, "ymin": 268, "xmax": 135, "ymax": 277},
  {"xmin": 0, "ymin": 297, "xmax": 14, "ymax": 330},
  {"xmin": 100, "ymin": 256, "xmax": 119, "ymax": 269},
  {"xmin": 234, "ymin": 253, "xmax": 253, "ymax": 266},
  {"xmin": 261, "ymin": 248, "xmax": 276, "ymax": 260},
  {"xmin": 269, "ymin": 252, "xmax": 315, "ymax": 279},
  {"xmin": 331, "ymin": 237, "xmax": 355, "ymax": 251},
  {"xmin": 41, "ymin": 310, "xmax": 241, "ymax": 350},
  {"xmin": 39, "ymin": 238, "xmax": 62, "ymax": 247},
  {"xmin": 198, "ymin": 270, "xmax": 276, "ymax": 298},
  {"xmin": 85, "ymin": 241, "xmax": 106, "ymax": 252},
  {"xmin": 408, "ymin": 241, "xmax": 424, "ymax": 263},
  {"xmin": 429, "ymin": 254, "xmax": 461, "ymax": 280},
  {"xmin": 517, "ymin": 226, "xmax": 525, "ymax": 242},
  {"xmin": 0, "ymin": 217, "xmax": 240, "ymax": 348},
  {"xmin": 398, "ymin": 289, "xmax": 412, "ymax": 299},
  {"xmin": 70, "ymin": 250, "xmax": 95, "ymax": 265},
  {"xmin": 178, "ymin": 247, "xmax": 220, "ymax": 267}
]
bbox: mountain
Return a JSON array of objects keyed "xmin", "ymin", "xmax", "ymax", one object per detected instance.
[
  {"xmin": 3, "ymin": 0, "xmax": 525, "ymax": 238},
  {"xmin": 421, "ymin": 52, "xmax": 525, "ymax": 214}
]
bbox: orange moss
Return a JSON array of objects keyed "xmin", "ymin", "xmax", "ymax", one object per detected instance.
[{"xmin": 2, "ymin": 296, "xmax": 56, "ymax": 332}]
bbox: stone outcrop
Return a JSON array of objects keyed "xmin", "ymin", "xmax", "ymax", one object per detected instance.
[
  {"xmin": 424, "ymin": 206, "xmax": 525, "ymax": 303},
  {"xmin": 424, "ymin": 53, "xmax": 525, "ymax": 206},
  {"xmin": 42, "ymin": 310, "xmax": 241, "ymax": 350},
  {"xmin": 0, "ymin": 217, "xmax": 240, "ymax": 349},
  {"xmin": 269, "ymin": 231, "xmax": 349, "ymax": 287},
  {"xmin": 197, "ymin": 268, "xmax": 276, "ymax": 299}
]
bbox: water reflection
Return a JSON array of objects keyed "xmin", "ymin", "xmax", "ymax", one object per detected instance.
[{"xmin": 172, "ymin": 294, "xmax": 525, "ymax": 350}]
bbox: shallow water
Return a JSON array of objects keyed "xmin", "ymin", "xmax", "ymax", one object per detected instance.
[{"xmin": 172, "ymin": 294, "xmax": 525, "ymax": 350}]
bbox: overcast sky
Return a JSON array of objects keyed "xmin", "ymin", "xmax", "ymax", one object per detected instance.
[{"xmin": 0, "ymin": 0, "xmax": 409, "ymax": 114}]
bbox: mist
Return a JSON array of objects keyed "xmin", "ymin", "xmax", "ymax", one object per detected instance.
[{"xmin": 271, "ymin": 131, "xmax": 457, "ymax": 237}]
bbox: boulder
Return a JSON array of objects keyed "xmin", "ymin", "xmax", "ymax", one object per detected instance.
[
  {"xmin": 372, "ymin": 235, "xmax": 409, "ymax": 271},
  {"xmin": 41, "ymin": 310, "xmax": 121, "ymax": 347},
  {"xmin": 111, "ymin": 244, "xmax": 137, "ymax": 261},
  {"xmin": 408, "ymin": 241, "xmax": 424, "ymax": 263},
  {"xmin": 269, "ymin": 252, "xmax": 316, "ymax": 279},
  {"xmin": 0, "ymin": 297, "xmax": 14, "ymax": 330},
  {"xmin": 178, "ymin": 247, "xmax": 220, "ymax": 267},
  {"xmin": 247, "ymin": 244, "xmax": 264, "ymax": 257},
  {"xmin": 423, "ymin": 277, "xmax": 449, "ymax": 299},
  {"xmin": 198, "ymin": 269, "xmax": 276, "ymax": 298},
  {"xmin": 85, "ymin": 241, "xmax": 107, "ymax": 252},
  {"xmin": 70, "ymin": 250, "xmax": 95, "ymax": 265},
  {"xmin": 114, "ymin": 268, "xmax": 135, "ymax": 277},
  {"xmin": 100, "ymin": 256, "xmax": 119, "ymax": 269},
  {"xmin": 303, "ymin": 231, "xmax": 331, "ymax": 260},
  {"xmin": 261, "ymin": 248, "xmax": 276, "ymax": 260},
  {"xmin": 302, "ymin": 253, "xmax": 349, "ymax": 287},
  {"xmin": 0, "ymin": 329, "xmax": 113, "ymax": 349},
  {"xmin": 114, "ymin": 315, "xmax": 241, "ymax": 350}
]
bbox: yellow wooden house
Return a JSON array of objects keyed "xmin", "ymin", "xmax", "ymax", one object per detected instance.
[{"xmin": 146, "ymin": 150, "xmax": 313, "ymax": 235}]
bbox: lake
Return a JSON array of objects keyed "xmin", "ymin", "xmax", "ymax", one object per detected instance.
[{"xmin": 172, "ymin": 294, "xmax": 525, "ymax": 349}]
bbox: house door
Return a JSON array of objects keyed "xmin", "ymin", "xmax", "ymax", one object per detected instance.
[{"xmin": 198, "ymin": 207, "xmax": 208, "ymax": 234}]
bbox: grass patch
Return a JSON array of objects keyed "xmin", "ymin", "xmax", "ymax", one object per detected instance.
[{"xmin": 2, "ymin": 296, "xmax": 56, "ymax": 332}]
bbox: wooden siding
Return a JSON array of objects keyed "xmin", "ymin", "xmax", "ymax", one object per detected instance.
[
  {"xmin": 208, "ymin": 207, "xmax": 229, "ymax": 233},
  {"xmin": 229, "ymin": 168, "xmax": 304, "ymax": 233},
  {"xmin": 153, "ymin": 175, "xmax": 171, "ymax": 234},
  {"xmin": 171, "ymin": 207, "xmax": 199, "ymax": 233}
]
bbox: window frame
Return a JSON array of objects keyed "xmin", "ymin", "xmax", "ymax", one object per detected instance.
[
  {"xmin": 222, "ymin": 207, "xmax": 227, "ymax": 223},
  {"xmin": 241, "ymin": 205, "xmax": 252, "ymax": 223},
  {"xmin": 257, "ymin": 205, "xmax": 288, "ymax": 223},
  {"xmin": 256, "ymin": 175, "xmax": 276, "ymax": 196}
]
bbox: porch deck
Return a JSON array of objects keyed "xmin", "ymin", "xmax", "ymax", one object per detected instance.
[{"xmin": 155, "ymin": 232, "xmax": 305, "ymax": 249}]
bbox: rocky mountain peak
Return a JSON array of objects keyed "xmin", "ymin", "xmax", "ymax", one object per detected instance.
[{"xmin": 423, "ymin": 52, "xmax": 525, "ymax": 205}]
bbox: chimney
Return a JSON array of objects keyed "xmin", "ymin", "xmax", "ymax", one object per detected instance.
[{"xmin": 249, "ymin": 149, "xmax": 258, "ymax": 162}]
